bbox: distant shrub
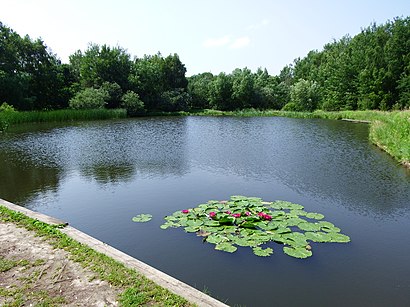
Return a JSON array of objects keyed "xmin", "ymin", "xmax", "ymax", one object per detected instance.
[
  {"xmin": 0, "ymin": 102, "xmax": 16, "ymax": 113},
  {"xmin": 158, "ymin": 89, "xmax": 191, "ymax": 112},
  {"xmin": 121, "ymin": 91, "xmax": 145, "ymax": 116},
  {"xmin": 100, "ymin": 82, "xmax": 123, "ymax": 109},
  {"xmin": 69, "ymin": 88, "xmax": 109, "ymax": 109},
  {"xmin": 281, "ymin": 102, "xmax": 301, "ymax": 112}
]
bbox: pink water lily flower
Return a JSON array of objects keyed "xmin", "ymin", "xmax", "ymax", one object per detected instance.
[
  {"xmin": 245, "ymin": 211, "xmax": 251, "ymax": 216},
  {"xmin": 232, "ymin": 213, "xmax": 241, "ymax": 218},
  {"xmin": 182, "ymin": 209, "xmax": 189, "ymax": 214},
  {"xmin": 257, "ymin": 212, "xmax": 272, "ymax": 220},
  {"xmin": 209, "ymin": 211, "xmax": 216, "ymax": 218}
]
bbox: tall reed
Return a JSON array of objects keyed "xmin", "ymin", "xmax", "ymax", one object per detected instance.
[{"xmin": 0, "ymin": 109, "xmax": 127, "ymax": 128}]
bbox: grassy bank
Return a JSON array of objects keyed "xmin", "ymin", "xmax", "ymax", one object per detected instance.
[
  {"xmin": 0, "ymin": 109, "xmax": 127, "ymax": 131},
  {"xmin": 368, "ymin": 111, "xmax": 410, "ymax": 168},
  {"xmin": 0, "ymin": 206, "xmax": 193, "ymax": 306}
]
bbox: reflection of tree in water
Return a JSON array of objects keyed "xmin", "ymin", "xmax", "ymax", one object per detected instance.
[
  {"xmin": 0, "ymin": 150, "xmax": 61, "ymax": 204},
  {"xmin": 77, "ymin": 118, "xmax": 189, "ymax": 183},
  {"xmin": 79, "ymin": 159, "xmax": 189, "ymax": 185},
  {"xmin": 80, "ymin": 164, "xmax": 135, "ymax": 184},
  {"xmin": 0, "ymin": 118, "xmax": 189, "ymax": 198}
]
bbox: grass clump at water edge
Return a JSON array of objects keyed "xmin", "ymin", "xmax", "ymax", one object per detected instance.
[
  {"xmin": 369, "ymin": 111, "xmax": 410, "ymax": 167},
  {"xmin": 0, "ymin": 108, "xmax": 127, "ymax": 130}
]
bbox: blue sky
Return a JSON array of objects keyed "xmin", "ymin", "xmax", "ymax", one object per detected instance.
[{"xmin": 1, "ymin": 0, "xmax": 409, "ymax": 76}]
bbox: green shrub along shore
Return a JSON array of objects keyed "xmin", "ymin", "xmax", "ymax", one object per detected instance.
[{"xmin": 0, "ymin": 107, "xmax": 409, "ymax": 168}]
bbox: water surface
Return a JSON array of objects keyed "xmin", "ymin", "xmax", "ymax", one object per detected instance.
[{"xmin": 1, "ymin": 116, "xmax": 409, "ymax": 306}]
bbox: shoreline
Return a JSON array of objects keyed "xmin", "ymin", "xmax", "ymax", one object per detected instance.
[
  {"xmin": 2, "ymin": 109, "xmax": 409, "ymax": 169},
  {"xmin": 0, "ymin": 198, "xmax": 228, "ymax": 307}
]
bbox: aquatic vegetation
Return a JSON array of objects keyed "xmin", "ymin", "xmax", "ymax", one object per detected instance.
[
  {"xmin": 160, "ymin": 196, "xmax": 350, "ymax": 259},
  {"xmin": 0, "ymin": 109, "xmax": 127, "ymax": 129},
  {"xmin": 132, "ymin": 214, "xmax": 153, "ymax": 222}
]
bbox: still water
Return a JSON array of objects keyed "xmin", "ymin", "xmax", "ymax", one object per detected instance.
[{"xmin": 1, "ymin": 116, "xmax": 410, "ymax": 306}]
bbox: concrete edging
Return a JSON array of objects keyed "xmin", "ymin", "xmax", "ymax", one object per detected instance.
[{"xmin": 0, "ymin": 198, "xmax": 228, "ymax": 307}]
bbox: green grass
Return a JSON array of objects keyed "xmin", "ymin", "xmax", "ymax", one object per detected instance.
[
  {"xmin": 0, "ymin": 206, "xmax": 194, "ymax": 307},
  {"xmin": 369, "ymin": 111, "xmax": 410, "ymax": 166},
  {"xmin": 0, "ymin": 255, "xmax": 66, "ymax": 306},
  {"xmin": 0, "ymin": 257, "xmax": 19, "ymax": 272},
  {"xmin": 0, "ymin": 108, "xmax": 127, "ymax": 130}
]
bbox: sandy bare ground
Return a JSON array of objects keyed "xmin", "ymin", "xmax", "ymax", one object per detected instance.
[{"xmin": 0, "ymin": 221, "xmax": 120, "ymax": 306}]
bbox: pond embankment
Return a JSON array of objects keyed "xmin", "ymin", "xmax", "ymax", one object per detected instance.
[{"xmin": 0, "ymin": 198, "xmax": 228, "ymax": 307}]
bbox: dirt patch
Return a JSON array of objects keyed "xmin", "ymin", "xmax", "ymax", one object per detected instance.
[{"xmin": 0, "ymin": 221, "xmax": 120, "ymax": 306}]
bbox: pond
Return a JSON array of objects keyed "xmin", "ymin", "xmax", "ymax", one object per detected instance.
[{"xmin": 1, "ymin": 116, "xmax": 410, "ymax": 306}]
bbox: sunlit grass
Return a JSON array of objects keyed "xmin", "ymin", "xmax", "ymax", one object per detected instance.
[
  {"xmin": 0, "ymin": 109, "xmax": 127, "ymax": 127},
  {"xmin": 369, "ymin": 111, "xmax": 410, "ymax": 166}
]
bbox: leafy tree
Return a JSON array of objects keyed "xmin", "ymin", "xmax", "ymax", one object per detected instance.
[
  {"xmin": 188, "ymin": 72, "xmax": 214, "ymax": 109},
  {"xmin": 0, "ymin": 22, "xmax": 67, "ymax": 110},
  {"xmin": 163, "ymin": 53, "xmax": 188, "ymax": 90},
  {"xmin": 100, "ymin": 81, "xmax": 123, "ymax": 109},
  {"xmin": 130, "ymin": 53, "xmax": 166, "ymax": 110},
  {"xmin": 290, "ymin": 79, "xmax": 320, "ymax": 111},
  {"xmin": 69, "ymin": 44, "xmax": 131, "ymax": 92},
  {"xmin": 158, "ymin": 89, "xmax": 191, "ymax": 112},
  {"xmin": 129, "ymin": 53, "xmax": 189, "ymax": 111},
  {"xmin": 231, "ymin": 68, "xmax": 254, "ymax": 109},
  {"xmin": 397, "ymin": 73, "xmax": 410, "ymax": 108},
  {"xmin": 209, "ymin": 73, "xmax": 234, "ymax": 110}
]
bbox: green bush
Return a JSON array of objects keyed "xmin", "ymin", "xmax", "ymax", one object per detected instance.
[
  {"xmin": 0, "ymin": 102, "xmax": 16, "ymax": 113},
  {"xmin": 121, "ymin": 91, "xmax": 145, "ymax": 116},
  {"xmin": 158, "ymin": 89, "xmax": 191, "ymax": 112},
  {"xmin": 0, "ymin": 102, "xmax": 16, "ymax": 132},
  {"xmin": 281, "ymin": 102, "xmax": 301, "ymax": 111},
  {"xmin": 69, "ymin": 88, "xmax": 109, "ymax": 110}
]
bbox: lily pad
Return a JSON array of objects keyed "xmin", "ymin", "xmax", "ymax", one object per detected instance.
[
  {"xmin": 215, "ymin": 243, "xmax": 237, "ymax": 253},
  {"xmin": 132, "ymin": 214, "xmax": 152, "ymax": 223},
  {"xmin": 297, "ymin": 222, "xmax": 321, "ymax": 232},
  {"xmin": 186, "ymin": 220, "xmax": 203, "ymax": 227},
  {"xmin": 271, "ymin": 201, "xmax": 304, "ymax": 210},
  {"xmin": 231, "ymin": 236, "xmax": 257, "ymax": 247},
  {"xmin": 253, "ymin": 246, "xmax": 273, "ymax": 257},
  {"xmin": 283, "ymin": 246, "xmax": 313, "ymax": 259},
  {"xmin": 329, "ymin": 233, "xmax": 351, "ymax": 243},
  {"xmin": 305, "ymin": 212, "xmax": 325, "ymax": 220},
  {"xmin": 184, "ymin": 226, "xmax": 199, "ymax": 233},
  {"xmin": 206, "ymin": 234, "xmax": 226, "ymax": 244},
  {"xmin": 305, "ymin": 231, "xmax": 331, "ymax": 243}
]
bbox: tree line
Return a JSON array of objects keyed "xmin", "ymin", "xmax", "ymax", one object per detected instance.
[{"xmin": 1, "ymin": 17, "xmax": 409, "ymax": 114}]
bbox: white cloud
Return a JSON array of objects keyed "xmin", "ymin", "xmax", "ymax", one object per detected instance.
[
  {"xmin": 248, "ymin": 19, "xmax": 270, "ymax": 30},
  {"xmin": 203, "ymin": 36, "xmax": 231, "ymax": 48},
  {"xmin": 229, "ymin": 36, "xmax": 250, "ymax": 49}
]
